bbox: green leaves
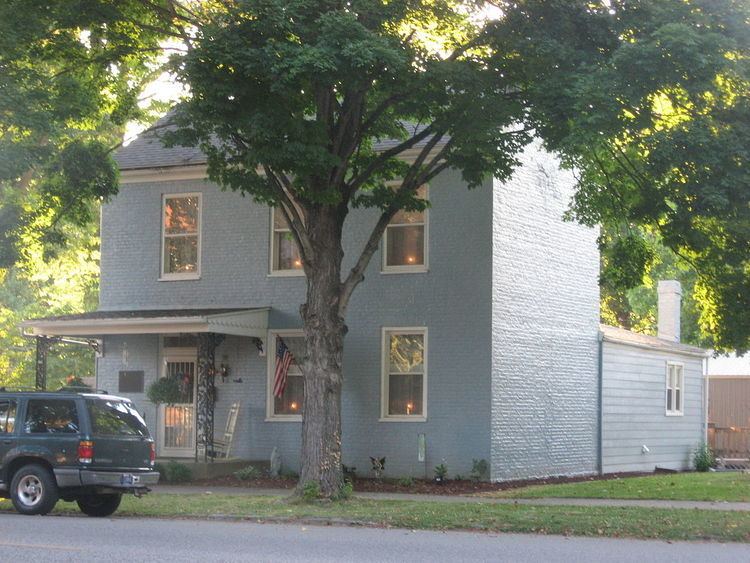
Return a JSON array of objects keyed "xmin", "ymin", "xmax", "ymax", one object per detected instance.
[{"xmin": 497, "ymin": 0, "xmax": 750, "ymax": 351}]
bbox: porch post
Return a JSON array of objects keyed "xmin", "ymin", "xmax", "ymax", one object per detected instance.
[
  {"xmin": 35, "ymin": 336, "xmax": 50, "ymax": 390},
  {"xmin": 196, "ymin": 333, "xmax": 225, "ymax": 462}
]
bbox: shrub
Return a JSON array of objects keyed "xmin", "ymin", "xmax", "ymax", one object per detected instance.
[
  {"xmin": 397, "ymin": 476, "xmax": 415, "ymax": 487},
  {"xmin": 434, "ymin": 463, "xmax": 448, "ymax": 480},
  {"xmin": 470, "ymin": 459, "xmax": 489, "ymax": 481},
  {"xmin": 234, "ymin": 465, "xmax": 262, "ymax": 480},
  {"xmin": 153, "ymin": 462, "xmax": 168, "ymax": 483},
  {"xmin": 335, "ymin": 480, "xmax": 354, "ymax": 500},
  {"xmin": 694, "ymin": 443, "xmax": 716, "ymax": 472},
  {"xmin": 454, "ymin": 474, "xmax": 465, "ymax": 481},
  {"xmin": 301, "ymin": 481, "xmax": 321, "ymax": 501},
  {"xmin": 164, "ymin": 461, "xmax": 192, "ymax": 483},
  {"xmin": 146, "ymin": 377, "xmax": 182, "ymax": 405}
]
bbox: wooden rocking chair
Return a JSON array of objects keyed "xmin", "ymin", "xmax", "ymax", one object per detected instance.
[{"xmin": 210, "ymin": 402, "xmax": 240, "ymax": 459}]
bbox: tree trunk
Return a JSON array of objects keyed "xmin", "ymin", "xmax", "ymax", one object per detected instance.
[{"xmin": 296, "ymin": 208, "xmax": 346, "ymax": 498}]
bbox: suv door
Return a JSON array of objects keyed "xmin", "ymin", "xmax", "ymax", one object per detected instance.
[
  {"xmin": 0, "ymin": 397, "xmax": 18, "ymax": 485},
  {"xmin": 19, "ymin": 398, "xmax": 82, "ymax": 467}
]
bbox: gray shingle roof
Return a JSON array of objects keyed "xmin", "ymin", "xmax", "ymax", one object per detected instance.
[
  {"xmin": 115, "ymin": 114, "xmax": 435, "ymax": 171},
  {"xmin": 600, "ymin": 324, "xmax": 708, "ymax": 357}
]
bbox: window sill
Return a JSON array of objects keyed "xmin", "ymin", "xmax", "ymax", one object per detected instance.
[
  {"xmin": 380, "ymin": 267, "xmax": 429, "ymax": 275},
  {"xmin": 379, "ymin": 416, "xmax": 427, "ymax": 423},
  {"xmin": 268, "ymin": 270, "xmax": 305, "ymax": 278},
  {"xmin": 665, "ymin": 411, "xmax": 684, "ymax": 417},
  {"xmin": 158, "ymin": 274, "xmax": 201, "ymax": 282},
  {"xmin": 265, "ymin": 416, "xmax": 302, "ymax": 422}
]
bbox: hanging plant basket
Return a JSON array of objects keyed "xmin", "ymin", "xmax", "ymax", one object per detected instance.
[{"xmin": 146, "ymin": 377, "xmax": 183, "ymax": 405}]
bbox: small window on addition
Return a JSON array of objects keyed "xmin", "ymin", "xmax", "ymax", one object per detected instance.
[
  {"xmin": 381, "ymin": 328, "xmax": 427, "ymax": 421},
  {"xmin": 270, "ymin": 208, "xmax": 304, "ymax": 275},
  {"xmin": 666, "ymin": 363, "xmax": 684, "ymax": 416},
  {"xmin": 383, "ymin": 185, "xmax": 428, "ymax": 273}
]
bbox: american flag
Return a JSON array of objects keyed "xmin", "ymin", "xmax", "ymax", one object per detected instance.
[{"xmin": 273, "ymin": 337, "xmax": 295, "ymax": 398}]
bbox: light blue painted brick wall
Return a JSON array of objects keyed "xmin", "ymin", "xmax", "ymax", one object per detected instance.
[
  {"xmin": 490, "ymin": 143, "xmax": 601, "ymax": 481},
  {"xmin": 99, "ymin": 168, "xmax": 493, "ymax": 477}
]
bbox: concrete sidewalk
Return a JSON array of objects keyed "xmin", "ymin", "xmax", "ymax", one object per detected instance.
[{"xmin": 153, "ymin": 485, "xmax": 750, "ymax": 512}]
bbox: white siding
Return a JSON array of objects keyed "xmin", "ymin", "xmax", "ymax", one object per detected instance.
[{"xmin": 601, "ymin": 341, "xmax": 705, "ymax": 473}]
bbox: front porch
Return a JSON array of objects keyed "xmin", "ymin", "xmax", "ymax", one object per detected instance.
[{"xmin": 21, "ymin": 308, "xmax": 270, "ymax": 464}]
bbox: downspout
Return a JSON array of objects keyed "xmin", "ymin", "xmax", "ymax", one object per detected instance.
[
  {"xmin": 597, "ymin": 331, "xmax": 604, "ymax": 475},
  {"xmin": 703, "ymin": 355, "xmax": 709, "ymax": 444}
]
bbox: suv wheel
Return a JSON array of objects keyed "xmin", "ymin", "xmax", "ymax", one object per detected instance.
[
  {"xmin": 76, "ymin": 493, "xmax": 122, "ymax": 517},
  {"xmin": 10, "ymin": 464, "xmax": 59, "ymax": 516}
]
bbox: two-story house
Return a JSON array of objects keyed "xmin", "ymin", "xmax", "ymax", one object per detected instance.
[{"xmin": 22, "ymin": 126, "xmax": 709, "ymax": 480}]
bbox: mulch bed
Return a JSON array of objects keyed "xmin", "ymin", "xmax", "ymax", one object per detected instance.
[{"xmin": 187, "ymin": 470, "xmax": 654, "ymax": 496}]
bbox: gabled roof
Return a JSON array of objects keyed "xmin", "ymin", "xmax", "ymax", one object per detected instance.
[
  {"xmin": 22, "ymin": 308, "xmax": 269, "ymax": 339},
  {"xmin": 599, "ymin": 324, "xmax": 708, "ymax": 358},
  {"xmin": 115, "ymin": 113, "xmax": 435, "ymax": 171}
]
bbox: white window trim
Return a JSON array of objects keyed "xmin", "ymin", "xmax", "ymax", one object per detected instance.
[
  {"xmin": 381, "ymin": 185, "xmax": 429, "ymax": 274},
  {"xmin": 269, "ymin": 207, "xmax": 305, "ymax": 277},
  {"xmin": 380, "ymin": 326, "xmax": 428, "ymax": 422},
  {"xmin": 266, "ymin": 329, "xmax": 304, "ymax": 421},
  {"xmin": 665, "ymin": 361, "xmax": 685, "ymax": 416},
  {"xmin": 159, "ymin": 192, "xmax": 202, "ymax": 281}
]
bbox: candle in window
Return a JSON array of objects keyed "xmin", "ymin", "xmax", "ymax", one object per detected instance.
[
  {"xmin": 406, "ymin": 402, "xmax": 413, "ymax": 415},
  {"xmin": 294, "ymin": 259, "xmax": 302, "ymax": 267},
  {"xmin": 406, "ymin": 256, "xmax": 415, "ymax": 264},
  {"xmin": 290, "ymin": 401, "xmax": 298, "ymax": 411}
]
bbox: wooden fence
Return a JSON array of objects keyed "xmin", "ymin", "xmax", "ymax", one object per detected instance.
[{"xmin": 708, "ymin": 426, "xmax": 750, "ymax": 460}]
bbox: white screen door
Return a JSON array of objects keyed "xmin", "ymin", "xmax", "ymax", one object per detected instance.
[{"xmin": 157, "ymin": 354, "xmax": 197, "ymax": 457}]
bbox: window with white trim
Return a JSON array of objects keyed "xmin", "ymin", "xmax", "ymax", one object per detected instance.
[
  {"xmin": 270, "ymin": 207, "xmax": 304, "ymax": 275},
  {"xmin": 267, "ymin": 331, "xmax": 305, "ymax": 420},
  {"xmin": 381, "ymin": 328, "xmax": 427, "ymax": 420},
  {"xmin": 161, "ymin": 193, "xmax": 201, "ymax": 279},
  {"xmin": 382, "ymin": 185, "xmax": 428, "ymax": 273},
  {"xmin": 666, "ymin": 363, "xmax": 684, "ymax": 415}
]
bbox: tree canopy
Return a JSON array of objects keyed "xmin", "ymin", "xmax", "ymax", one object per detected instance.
[
  {"xmin": 1, "ymin": 0, "xmax": 748, "ymax": 495},
  {"xmin": 496, "ymin": 0, "xmax": 750, "ymax": 351}
]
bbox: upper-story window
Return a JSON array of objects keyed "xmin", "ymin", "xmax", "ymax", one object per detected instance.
[
  {"xmin": 161, "ymin": 193, "xmax": 201, "ymax": 280},
  {"xmin": 382, "ymin": 185, "xmax": 428, "ymax": 273},
  {"xmin": 270, "ymin": 207, "xmax": 304, "ymax": 276},
  {"xmin": 666, "ymin": 362, "xmax": 684, "ymax": 416}
]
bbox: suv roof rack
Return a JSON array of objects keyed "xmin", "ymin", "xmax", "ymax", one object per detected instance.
[{"xmin": 56, "ymin": 386, "xmax": 109, "ymax": 394}]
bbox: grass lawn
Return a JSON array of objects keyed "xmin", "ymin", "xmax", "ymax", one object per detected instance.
[
  {"xmin": 488, "ymin": 472, "xmax": 750, "ymax": 502},
  {"xmin": 3, "ymin": 493, "xmax": 750, "ymax": 543}
]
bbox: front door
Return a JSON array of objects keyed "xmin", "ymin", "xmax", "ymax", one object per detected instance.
[{"xmin": 157, "ymin": 354, "xmax": 197, "ymax": 458}]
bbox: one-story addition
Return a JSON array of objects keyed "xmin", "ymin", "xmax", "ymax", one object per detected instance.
[{"xmin": 23, "ymin": 126, "xmax": 709, "ymax": 480}]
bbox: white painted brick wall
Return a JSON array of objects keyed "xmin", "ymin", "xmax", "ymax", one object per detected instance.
[{"xmin": 490, "ymin": 142, "xmax": 601, "ymax": 481}]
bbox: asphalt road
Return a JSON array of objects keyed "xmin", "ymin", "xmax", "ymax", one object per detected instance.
[{"xmin": 0, "ymin": 513, "xmax": 748, "ymax": 562}]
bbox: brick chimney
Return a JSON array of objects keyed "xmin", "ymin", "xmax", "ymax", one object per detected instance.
[{"xmin": 657, "ymin": 280, "xmax": 682, "ymax": 343}]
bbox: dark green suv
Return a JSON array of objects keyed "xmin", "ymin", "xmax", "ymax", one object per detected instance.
[{"xmin": 0, "ymin": 390, "xmax": 159, "ymax": 517}]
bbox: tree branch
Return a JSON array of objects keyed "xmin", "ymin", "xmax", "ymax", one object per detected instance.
[
  {"xmin": 347, "ymin": 124, "xmax": 436, "ymax": 194},
  {"xmin": 263, "ymin": 166, "xmax": 314, "ymax": 264}
]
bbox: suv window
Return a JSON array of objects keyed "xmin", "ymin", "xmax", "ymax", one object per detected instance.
[
  {"xmin": 86, "ymin": 399, "xmax": 149, "ymax": 437},
  {"xmin": 0, "ymin": 399, "xmax": 16, "ymax": 433},
  {"xmin": 24, "ymin": 399, "xmax": 80, "ymax": 434}
]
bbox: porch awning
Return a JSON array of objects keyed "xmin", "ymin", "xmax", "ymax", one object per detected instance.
[{"xmin": 21, "ymin": 308, "xmax": 269, "ymax": 339}]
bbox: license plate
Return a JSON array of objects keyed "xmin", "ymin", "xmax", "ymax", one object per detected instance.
[{"xmin": 120, "ymin": 474, "xmax": 140, "ymax": 486}]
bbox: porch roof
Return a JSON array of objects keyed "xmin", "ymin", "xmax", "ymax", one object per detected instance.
[{"xmin": 21, "ymin": 308, "xmax": 269, "ymax": 339}]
